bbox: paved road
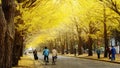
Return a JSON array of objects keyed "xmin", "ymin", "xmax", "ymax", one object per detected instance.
[{"xmin": 38, "ymin": 54, "xmax": 120, "ymax": 68}]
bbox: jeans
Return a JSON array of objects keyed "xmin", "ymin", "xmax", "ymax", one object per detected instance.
[
  {"xmin": 111, "ymin": 54, "xmax": 115, "ymax": 61},
  {"xmin": 97, "ymin": 53, "xmax": 100, "ymax": 59},
  {"xmin": 44, "ymin": 55, "xmax": 49, "ymax": 62},
  {"xmin": 52, "ymin": 56, "xmax": 57, "ymax": 62}
]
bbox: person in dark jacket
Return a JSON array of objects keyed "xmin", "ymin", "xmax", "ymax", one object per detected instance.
[
  {"xmin": 111, "ymin": 46, "xmax": 116, "ymax": 61},
  {"xmin": 107, "ymin": 47, "xmax": 111, "ymax": 59},
  {"xmin": 33, "ymin": 49, "xmax": 38, "ymax": 60}
]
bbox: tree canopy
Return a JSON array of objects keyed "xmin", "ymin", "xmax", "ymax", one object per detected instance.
[{"xmin": 15, "ymin": 0, "xmax": 120, "ymax": 48}]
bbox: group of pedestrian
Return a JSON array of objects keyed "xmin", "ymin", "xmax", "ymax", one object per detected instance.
[
  {"xmin": 33, "ymin": 47, "xmax": 58, "ymax": 64},
  {"xmin": 96, "ymin": 46, "xmax": 116, "ymax": 61}
]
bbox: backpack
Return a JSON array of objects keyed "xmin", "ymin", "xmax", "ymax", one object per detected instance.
[{"xmin": 43, "ymin": 49, "xmax": 49, "ymax": 56}]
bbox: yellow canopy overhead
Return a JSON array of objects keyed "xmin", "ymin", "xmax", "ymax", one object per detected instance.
[{"xmin": 16, "ymin": 0, "xmax": 120, "ymax": 48}]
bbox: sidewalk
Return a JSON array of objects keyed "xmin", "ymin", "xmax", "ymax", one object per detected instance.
[
  {"xmin": 12, "ymin": 55, "xmax": 43, "ymax": 68},
  {"xmin": 65, "ymin": 53, "xmax": 120, "ymax": 64}
]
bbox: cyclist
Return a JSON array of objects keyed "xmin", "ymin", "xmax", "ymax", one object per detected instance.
[
  {"xmin": 52, "ymin": 47, "xmax": 57, "ymax": 64},
  {"xmin": 43, "ymin": 47, "xmax": 49, "ymax": 64}
]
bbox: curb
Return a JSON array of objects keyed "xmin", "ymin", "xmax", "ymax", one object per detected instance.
[
  {"xmin": 64, "ymin": 55, "xmax": 120, "ymax": 64},
  {"xmin": 78, "ymin": 57, "xmax": 120, "ymax": 64}
]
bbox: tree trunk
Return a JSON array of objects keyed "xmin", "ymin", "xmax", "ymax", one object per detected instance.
[
  {"xmin": 76, "ymin": 23, "xmax": 83, "ymax": 55},
  {"xmin": 49, "ymin": 41, "xmax": 53, "ymax": 53},
  {"xmin": 12, "ymin": 31, "xmax": 23, "ymax": 66},
  {"xmin": 61, "ymin": 44, "xmax": 65, "ymax": 54},
  {"xmin": 88, "ymin": 37, "xmax": 93, "ymax": 56},
  {"xmin": 70, "ymin": 40, "xmax": 74, "ymax": 54},
  {"xmin": 20, "ymin": 42, "xmax": 24, "ymax": 56},
  {"xmin": 104, "ymin": 22, "xmax": 109, "ymax": 57},
  {"xmin": 103, "ymin": 6, "xmax": 109, "ymax": 58},
  {"xmin": 1, "ymin": 0, "xmax": 15, "ymax": 68},
  {"xmin": 78, "ymin": 36, "xmax": 83, "ymax": 55},
  {"xmin": 115, "ymin": 38, "xmax": 118, "ymax": 46},
  {"xmin": 0, "ymin": 6, "xmax": 7, "ymax": 68},
  {"xmin": 65, "ymin": 41, "xmax": 69, "ymax": 54}
]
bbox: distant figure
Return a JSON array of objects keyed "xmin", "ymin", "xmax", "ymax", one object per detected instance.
[
  {"xmin": 96, "ymin": 46, "xmax": 101, "ymax": 59},
  {"xmin": 107, "ymin": 47, "xmax": 111, "ymax": 59},
  {"xmin": 33, "ymin": 49, "xmax": 38, "ymax": 60},
  {"xmin": 74, "ymin": 48, "xmax": 76, "ymax": 56},
  {"xmin": 43, "ymin": 47, "xmax": 49, "ymax": 62},
  {"xmin": 111, "ymin": 46, "xmax": 116, "ymax": 61},
  {"xmin": 52, "ymin": 47, "xmax": 58, "ymax": 64}
]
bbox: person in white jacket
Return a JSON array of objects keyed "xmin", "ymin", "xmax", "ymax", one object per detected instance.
[{"xmin": 52, "ymin": 47, "xmax": 57, "ymax": 64}]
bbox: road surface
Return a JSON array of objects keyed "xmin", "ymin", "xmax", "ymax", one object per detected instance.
[{"xmin": 37, "ymin": 54, "xmax": 120, "ymax": 68}]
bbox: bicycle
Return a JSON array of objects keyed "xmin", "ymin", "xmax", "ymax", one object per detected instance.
[
  {"xmin": 52, "ymin": 56, "xmax": 57, "ymax": 65},
  {"xmin": 44, "ymin": 60, "xmax": 49, "ymax": 65}
]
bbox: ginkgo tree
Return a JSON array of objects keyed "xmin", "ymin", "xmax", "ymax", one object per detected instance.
[
  {"xmin": 0, "ymin": 0, "xmax": 117, "ymax": 67},
  {"xmin": 17, "ymin": 0, "xmax": 81, "ymax": 48},
  {"xmin": 15, "ymin": 0, "xmax": 120, "ymax": 56}
]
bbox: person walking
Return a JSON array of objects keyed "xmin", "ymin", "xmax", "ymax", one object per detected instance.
[
  {"xmin": 107, "ymin": 47, "xmax": 111, "ymax": 59},
  {"xmin": 43, "ymin": 47, "xmax": 49, "ymax": 63},
  {"xmin": 111, "ymin": 46, "xmax": 116, "ymax": 61},
  {"xmin": 96, "ymin": 46, "xmax": 101, "ymax": 59},
  {"xmin": 74, "ymin": 48, "xmax": 77, "ymax": 56},
  {"xmin": 33, "ymin": 49, "xmax": 38, "ymax": 60},
  {"xmin": 52, "ymin": 47, "xmax": 57, "ymax": 64}
]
